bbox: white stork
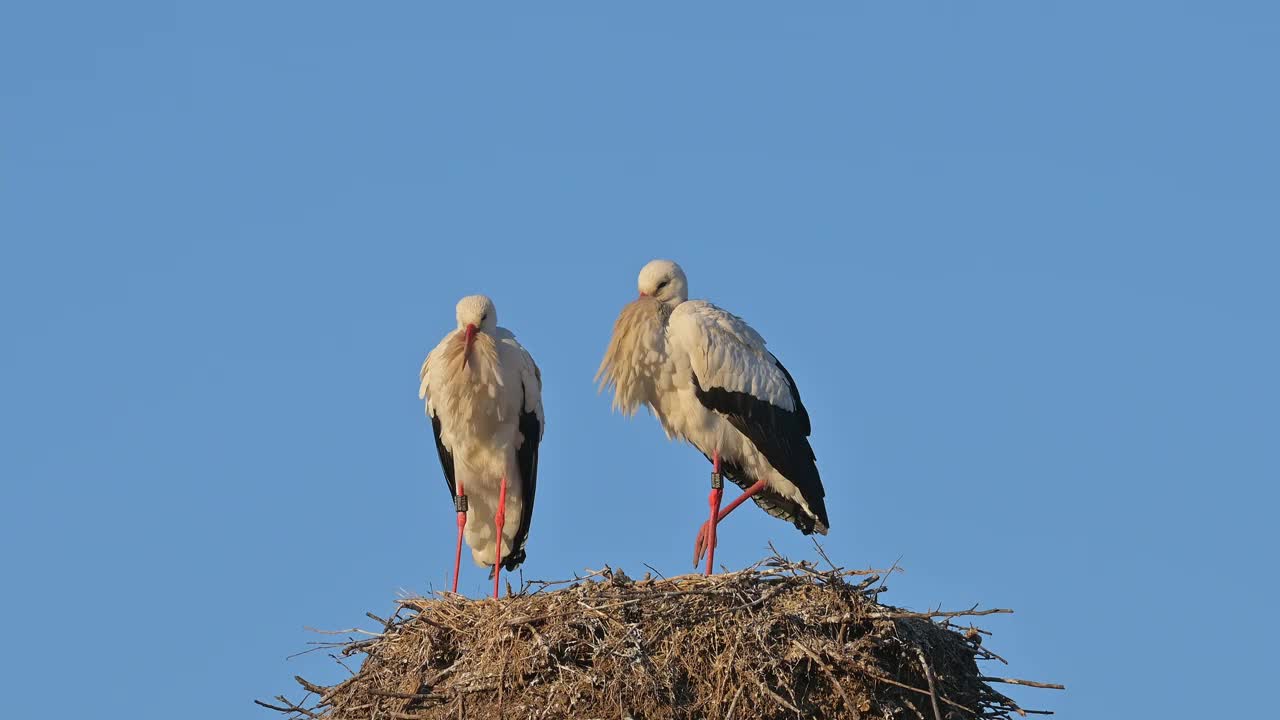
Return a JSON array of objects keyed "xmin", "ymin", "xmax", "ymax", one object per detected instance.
[
  {"xmin": 420, "ymin": 295, "xmax": 544, "ymax": 597},
  {"xmin": 597, "ymin": 260, "xmax": 828, "ymax": 574}
]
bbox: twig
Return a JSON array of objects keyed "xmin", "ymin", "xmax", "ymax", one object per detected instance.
[
  {"xmin": 760, "ymin": 683, "xmax": 802, "ymax": 714},
  {"xmin": 822, "ymin": 607, "xmax": 1013, "ymax": 623},
  {"xmin": 497, "ymin": 633, "xmax": 509, "ymax": 720},
  {"xmin": 972, "ymin": 645, "xmax": 1011, "ymax": 665},
  {"xmin": 863, "ymin": 671, "xmax": 976, "ymax": 715},
  {"xmin": 726, "ymin": 581, "xmax": 788, "ymax": 612},
  {"xmin": 852, "ymin": 574, "xmax": 881, "ymax": 592},
  {"xmin": 878, "ymin": 554, "xmax": 903, "ymax": 593},
  {"xmin": 793, "ymin": 641, "xmax": 861, "ymax": 719},
  {"xmin": 724, "ymin": 685, "xmax": 745, "ymax": 719},
  {"xmin": 916, "ymin": 649, "xmax": 943, "ymax": 720},
  {"xmin": 319, "ymin": 675, "xmax": 359, "ymax": 705},
  {"xmin": 328, "ymin": 653, "xmax": 357, "ymax": 676},
  {"xmin": 869, "ymin": 606, "xmax": 1012, "ymax": 620},
  {"xmin": 253, "ymin": 700, "xmax": 296, "ymax": 714},
  {"xmin": 294, "ymin": 676, "xmax": 326, "ymax": 696},
  {"xmin": 811, "ymin": 538, "xmax": 839, "ymax": 572},
  {"xmin": 979, "ymin": 676, "xmax": 1066, "ymax": 690},
  {"xmin": 368, "ymin": 690, "xmax": 441, "ymax": 700},
  {"xmin": 254, "ymin": 695, "xmax": 319, "ymax": 718},
  {"xmin": 304, "ymin": 625, "xmax": 382, "ymax": 637}
]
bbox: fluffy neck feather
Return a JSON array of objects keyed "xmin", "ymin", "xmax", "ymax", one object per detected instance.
[
  {"xmin": 596, "ymin": 297, "xmax": 671, "ymax": 415},
  {"xmin": 430, "ymin": 328, "xmax": 507, "ymax": 427}
]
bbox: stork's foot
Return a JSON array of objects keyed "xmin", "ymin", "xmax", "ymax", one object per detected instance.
[{"xmin": 693, "ymin": 519, "xmax": 720, "ymax": 568}]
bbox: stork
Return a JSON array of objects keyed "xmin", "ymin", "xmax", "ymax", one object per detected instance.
[
  {"xmin": 597, "ymin": 260, "xmax": 828, "ymax": 574},
  {"xmin": 420, "ymin": 295, "xmax": 544, "ymax": 598}
]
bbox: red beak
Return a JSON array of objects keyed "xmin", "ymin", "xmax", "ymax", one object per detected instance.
[
  {"xmin": 639, "ymin": 292, "xmax": 649, "ymax": 298},
  {"xmin": 463, "ymin": 324, "xmax": 477, "ymax": 367}
]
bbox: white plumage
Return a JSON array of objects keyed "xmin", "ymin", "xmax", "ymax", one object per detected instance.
[
  {"xmin": 598, "ymin": 260, "xmax": 828, "ymax": 545},
  {"xmin": 669, "ymin": 301, "xmax": 799, "ymax": 413},
  {"xmin": 420, "ymin": 295, "xmax": 543, "ymax": 576}
]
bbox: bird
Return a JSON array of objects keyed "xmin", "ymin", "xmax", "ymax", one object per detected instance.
[
  {"xmin": 597, "ymin": 259, "xmax": 828, "ymax": 575},
  {"xmin": 420, "ymin": 295, "xmax": 543, "ymax": 598}
]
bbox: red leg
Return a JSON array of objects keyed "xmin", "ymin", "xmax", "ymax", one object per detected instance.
[
  {"xmin": 451, "ymin": 480, "xmax": 467, "ymax": 594},
  {"xmin": 493, "ymin": 475, "xmax": 508, "ymax": 599},
  {"xmin": 705, "ymin": 451, "xmax": 724, "ymax": 575},
  {"xmin": 694, "ymin": 478, "xmax": 768, "ymax": 567}
]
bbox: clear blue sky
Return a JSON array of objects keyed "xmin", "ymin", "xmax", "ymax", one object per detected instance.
[{"xmin": 2, "ymin": 3, "xmax": 1276, "ymax": 718}]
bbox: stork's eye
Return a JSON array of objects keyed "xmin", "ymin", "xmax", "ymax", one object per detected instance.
[{"xmin": 656, "ymin": 280, "xmax": 669, "ymax": 292}]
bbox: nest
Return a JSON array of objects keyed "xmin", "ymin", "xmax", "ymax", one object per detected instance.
[{"xmin": 261, "ymin": 553, "xmax": 1060, "ymax": 719}]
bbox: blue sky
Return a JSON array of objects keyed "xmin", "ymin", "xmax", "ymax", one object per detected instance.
[{"xmin": 2, "ymin": 2, "xmax": 1276, "ymax": 718}]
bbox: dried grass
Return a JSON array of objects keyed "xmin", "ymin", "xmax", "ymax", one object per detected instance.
[{"xmin": 261, "ymin": 551, "xmax": 1060, "ymax": 719}]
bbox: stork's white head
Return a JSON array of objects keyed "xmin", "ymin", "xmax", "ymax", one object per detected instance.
[
  {"xmin": 637, "ymin": 259, "xmax": 688, "ymax": 307},
  {"xmin": 455, "ymin": 295, "xmax": 497, "ymax": 332},
  {"xmin": 455, "ymin": 295, "xmax": 497, "ymax": 367}
]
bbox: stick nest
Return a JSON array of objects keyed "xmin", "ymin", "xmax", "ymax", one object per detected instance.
[{"xmin": 262, "ymin": 553, "xmax": 1059, "ymax": 719}]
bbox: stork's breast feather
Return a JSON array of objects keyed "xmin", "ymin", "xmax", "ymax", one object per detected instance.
[{"xmin": 597, "ymin": 297, "xmax": 668, "ymax": 415}]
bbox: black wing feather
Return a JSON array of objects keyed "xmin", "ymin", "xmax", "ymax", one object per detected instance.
[
  {"xmin": 692, "ymin": 358, "xmax": 829, "ymax": 533},
  {"xmin": 503, "ymin": 383, "xmax": 541, "ymax": 570},
  {"xmin": 430, "ymin": 412, "xmax": 457, "ymax": 499}
]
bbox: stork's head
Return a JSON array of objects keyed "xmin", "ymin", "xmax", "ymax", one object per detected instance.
[
  {"xmin": 637, "ymin": 259, "xmax": 688, "ymax": 307},
  {"xmin": 455, "ymin": 295, "xmax": 497, "ymax": 367}
]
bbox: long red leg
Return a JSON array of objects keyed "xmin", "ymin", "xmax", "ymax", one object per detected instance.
[
  {"xmin": 451, "ymin": 479, "xmax": 467, "ymax": 594},
  {"xmin": 718, "ymin": 479, "xmax": 768, "ymax": 521},
  {"xmin": 493, "ymin": 475, "xmax": 508, "ymax": 599},
  {"xmin": 705, "ymin": 451, "xmax": 724, "ymax": 575},
  {"xmin": 695, "ymin": 479, "xmax": 768, "ymax": 567}
]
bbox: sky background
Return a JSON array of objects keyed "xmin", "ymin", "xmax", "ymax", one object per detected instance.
[{"xmin": 2, "ymin": 2, "xmax": 1277, "ymax": 718}]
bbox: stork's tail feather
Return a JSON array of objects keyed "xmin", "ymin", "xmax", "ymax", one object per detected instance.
[
  {"xmin": 486, "ymin": 550, "xmax": 526, "ymax": 578},
  {"xmin": 502, "ymin": 550, "xmax": 526, "ymax": 572}
]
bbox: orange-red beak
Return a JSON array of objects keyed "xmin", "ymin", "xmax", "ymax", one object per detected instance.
[
  {"xmin": 463, "ymin": 323, "xmax": 477, "ymax": 367},
  {"xmin": 639, "ymin": 292, "xmax": 649, "ymax": 298}
]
